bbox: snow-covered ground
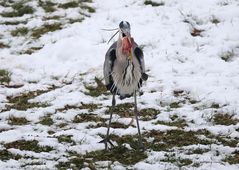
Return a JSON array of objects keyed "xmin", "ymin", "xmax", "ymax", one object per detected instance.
[{"xmin": 0, "ymin": 0, "xmax": 239, "ymax": 169}]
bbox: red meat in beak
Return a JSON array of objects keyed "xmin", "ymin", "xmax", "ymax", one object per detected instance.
[{"xmin": 122, "ymin": 36, "xmax": 133, "ymax": 55}]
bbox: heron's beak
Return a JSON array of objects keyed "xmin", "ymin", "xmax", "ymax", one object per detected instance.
[
  {"xmin": 125, "ymin": 32, "xmax": 132, "ymax": 45},
  {"xmin": 129, "ymin": 47, "xmax": 133, "ymax": 63}
]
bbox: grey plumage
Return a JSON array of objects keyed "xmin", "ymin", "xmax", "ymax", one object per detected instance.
[{"xmin": 100, "ymin": 21, "xmax": 148, "ymax": 150}]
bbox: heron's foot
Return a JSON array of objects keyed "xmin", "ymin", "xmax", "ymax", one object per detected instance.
[{"xmin": 99, "ymin": 138, "xmax": 114, "ymax": 150}]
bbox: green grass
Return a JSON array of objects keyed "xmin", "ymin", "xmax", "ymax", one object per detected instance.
[
  {"xmin": 216, "ymin": 136, "xmax": 238, "ymax": 147},
  {"xmin": 170, "ymin": 101, "xmax": 181, "ymax": 108},
  {"xmin": 110, "ymin": 134, "xmax": 142, "ymax": 150},
  {"xmin": 21, "ymin": 161, "xmax": 45, "ymax": 168},
  {"xmin": 6, "ymin": 90, "xmax": 50, "ymax": 111},
  {"xmin": 0, "ymin": 0, "xmax": 13, "ymax": 7},
  {"xmin": 139, "ymin": 108, "xmax": 159, "ymax": 121},
  {"xmin": 73, "ymin": 113, "xmax": 104, "ymax": 123},
  {"xmin": 87, "ymin": 121, "xmax": 128, "ymax": 129},
  {"xmin": 7, "ymin": 126, "xmax": 233, "ymax": 168},
  {"xmin": 0, "ymin": 128, "xmax": 11, "ymax": 133},
  {"xmin": 43, "ymin": 0, "xmax": 95, "ymax": 14},
  {"xmin": 57, "ymin": 145, "xmax": 147, "ymax": 169},
  {"xmin": 105, "ymin": 103, "xmax": 134, "ymax": 118},
  {"xmin": 80, "ymin": 5, "xmax": 95, "ymax": 13},
  {"xmin": 162, "ymin": 153, "xmax": 192, "ymax": 167},
  {"xmin": 57, "ymin": 123, "xmax": 68, "ymax": 128},
  {"xmin": 211, "ymin": 16, "xmax": 220, "ymax": 24},
  {"xmin": 1, "ymin": 2, "xmax": 34, "ymax": 17},
  {"xmin": 190, "ymin": 27, "xmax": 204, "ymax": 37},
  {"xmin": 32, "ymin": 23, "xmax": 62, "ymax": 39},
  {"xmin": 213, "ymin": 113, "xmax": 238, "ymax": 125},
  {"xmin": 84, "ymin": 77, "xmax": 109, "ymax": 97},
  {"xmin": 58, "ymin": 1, "xmax": 79, "ymax": 9},
  {"xmin": 1, "ymin": 20, "xmax": 27, "ymax": 25},
  {"xmin": 154, "ymin": 118, "xmax": 187, "ymax": 128},
  {"xmin": 39, "ymin": 114, "xmax": 54, "ymax": 126},
  {"xmin": 144, "ymin": 129, "xmax": 213, "ymax": 151},
  {"xmin": 8, "ymin": 116, "xmax": 29, "ymax": 125},
  {"xmin": 79, "ymin": 102, "xmax": 100, "ymax": 111},
  {"xmin": 24, "ymin": 46, "xmax": 43, "ymax": 55},
  {"xmin": 0, "ymin": 42, "xmax": 10, "ymax": 48},
  {"xmin": 38, "ymin": 0, "xmax": 56, "ymax": 13},
  {"xmin": 144, "ymin": 0, "xmax": 165, "ymax": 6},
  {"xmin": 0, "ymin": 149, "xmax": 22, "ymax": 161},
  {"xmin": 48, "ymin": 130, "xmax": 55, "ymax": 135},
  {"xmin": 0, "ymin": 69, "xmax": 11, "ymax": 84},
  {"xmin": 85, "ymin": 145, "xmax": 147, "ymax": 165},
  {"xmin": 68, "ymin": 18, "xmax": 84, "ymax": 24},
  {"xmin": 189, "ymin": 99, "xmax": 198, "ymax": 104},
  {"xmin": 219, "ymin": 1, "xmax": 229, "ymax": 6},
  {"xmin": 110, "ymin": 129, "xmax": 215, "ymax": 152},
  {"xmin": 224, "ymin": 150, "xmax": 239, "ymax": 164},
  {"xmin": 43, "ymin": 15, "xmax": 61, "ymax": 21},
  {"xmin": 4, "ymin": 140, "xmax": 54, "ymax": 153},
  {"xmin": 220, "ymin": 50, "xmax": 234, "ymax": 62},
  {"xmin": 109, "ymin": 122, "xmax": 129, "ymax": 128},
  {"xmin": 210, "ymin": 103, "xmax": 220, "ymax": 108},
  {"xmin": 57, "ymin": 102, "xmax": 100, "ymax": 112},
  {"xmin": 185, "ymin": 148, "xmax": 210, "ymax": 155},
  {"xmin": 56, "ymin": 152, "xmax": 84, "ymax": 169},
  {"xmin": 170, "ymin": 114, "xmax": 179, "ymax": 121},
  {"xmin": 11, "ymin": 27, "xmax": 28, "ymax": 36},
  {"xmin": 173, "ymin": 90, "xmax": 199, "ymax": 104},
  {"xmin": 56, "ymin": 105, "xmax": 78, "ymax": 112},
  {"xmin": 0, "ymin": 0, "xmax": 95, "ymax": 55},
  {"xmin": 197, "ymin": 129, "xmax": 238, "ymax": 147},
  {"xmin": 57, "ymin": 135, "xmax": 75, "ymax": 144},
  {"xmin": 173, "ymin": 89, "xmax": 185, "ymax": 97}
]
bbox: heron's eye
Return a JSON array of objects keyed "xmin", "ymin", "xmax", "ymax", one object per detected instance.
[{"xmin": 122, "ymin": 33, "xmax": 126, "ymax": 37}]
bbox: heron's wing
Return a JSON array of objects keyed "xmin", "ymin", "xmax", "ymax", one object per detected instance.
[
  {"xmin": 134, "ymin": 46, "xmax": 148, "ymax": 81},
  {"xmin": 104, "ymin": 42, "xmax": 117, "ymax": 90}
]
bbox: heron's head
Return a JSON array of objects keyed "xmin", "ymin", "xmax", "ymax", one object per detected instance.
[{"xmin": 119, "ymin": 21, "xmax": 133, "ymax": 56}]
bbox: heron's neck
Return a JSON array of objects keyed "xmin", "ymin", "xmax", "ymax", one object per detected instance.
[{"xmin": 117, "ymin": 38, "xmax": 130, "ymax": 60}]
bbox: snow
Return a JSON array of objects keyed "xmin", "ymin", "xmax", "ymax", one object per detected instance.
[{"xmin": 0, "ymin": 0, "xmax": 239, "ymax": 169}]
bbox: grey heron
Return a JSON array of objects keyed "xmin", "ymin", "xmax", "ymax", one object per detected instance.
[{"xmin": 100, "ymin": 21, "xmax": 148, "ymax": 150}]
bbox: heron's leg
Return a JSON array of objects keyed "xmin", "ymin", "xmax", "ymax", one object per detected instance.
[
  {"xmin": 134, "ymin": 90, "xmax": 144, "ymax": 150},
  {"xmin": 99, "ymin": 94, "xmax": 115, "ymax": 150}
]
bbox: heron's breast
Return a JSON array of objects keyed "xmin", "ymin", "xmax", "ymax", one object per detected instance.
[{"xmin": 112, "ymin": 59, "xmax": 141, "ymax": 94}]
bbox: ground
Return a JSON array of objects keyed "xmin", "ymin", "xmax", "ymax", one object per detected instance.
[{"xmin": 0, "ymin": 0, "xmax": 239, "ymax": 169}]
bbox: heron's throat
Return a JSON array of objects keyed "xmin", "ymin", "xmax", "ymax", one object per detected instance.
[{"xmin": 122, "ymin": 37, "xmax": 132, "ymax": 56}]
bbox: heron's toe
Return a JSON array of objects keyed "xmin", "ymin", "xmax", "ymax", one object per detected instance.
[{"xmin": 99, "ymin": 138, "xmax": 115, "ymax": 149}]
